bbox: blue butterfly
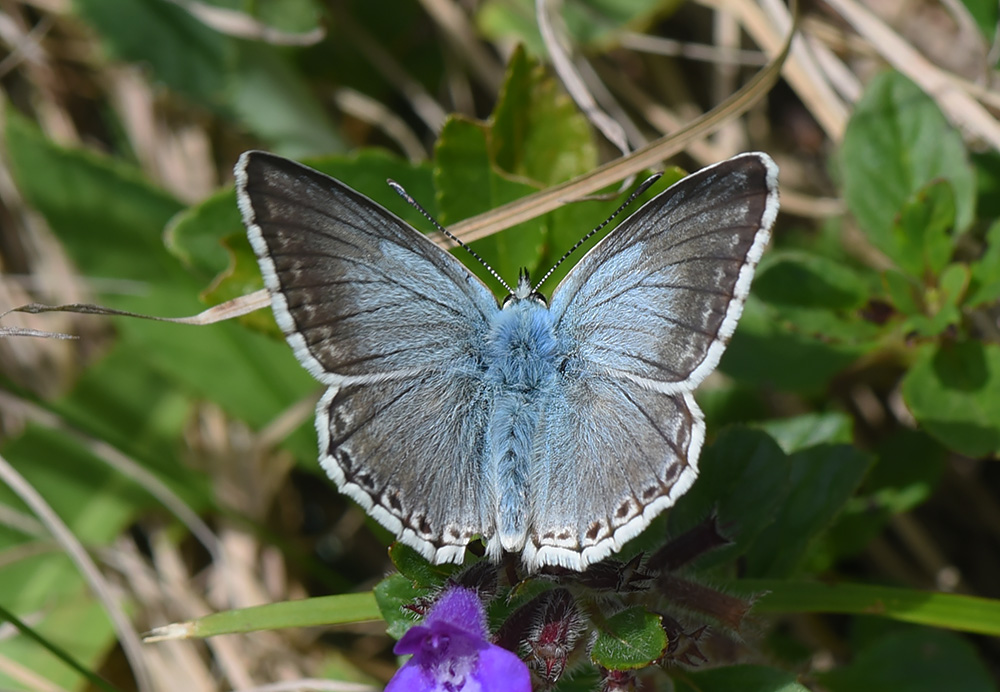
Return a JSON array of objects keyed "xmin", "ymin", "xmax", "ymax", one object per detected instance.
[{"xmin": 236, "ymin": 152, "xmax": 778, "ymax": 571}]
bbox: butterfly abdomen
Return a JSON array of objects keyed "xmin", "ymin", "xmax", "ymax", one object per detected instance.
[{"xmin": 483, "ymin": 299, "xmax": 561, "ymax": 555}]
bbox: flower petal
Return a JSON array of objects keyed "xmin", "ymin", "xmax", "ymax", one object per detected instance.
[
  {"xmin": 384, "ymin": 660, "xmax": 428, "ymax": 692},
  {"xmin": 473, "ymin": 643, "xmax": 532, "ymax": 692},
  {"xmin": 426, "ymin": 587, "xmax": 487, "ymax": 638},
  {"xmin": 394, "ymin": 624, "xmax": 430, "ymax": 656}
]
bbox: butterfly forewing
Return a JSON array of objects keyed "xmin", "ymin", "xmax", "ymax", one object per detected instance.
[
  {"xmin": 237, "ymin": 152, "xmax": 498, "ymax": 383},
  {"xmin": 549, "ymin": 153, "xmax": 778, "ymax": 391}
]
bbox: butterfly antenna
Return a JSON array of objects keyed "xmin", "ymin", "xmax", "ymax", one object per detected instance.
[
  {"xmin": 532, "ymin": 173, "xmax": 663, "ymax": 292},
  {"xmin": 388, "ymin": 180, "xmax": 514, "ymax": 295}
]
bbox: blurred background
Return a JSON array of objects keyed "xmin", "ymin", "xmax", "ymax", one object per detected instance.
[{"xmin": 0, "ymin": 0, "xmax": 999, "ymax": 690}]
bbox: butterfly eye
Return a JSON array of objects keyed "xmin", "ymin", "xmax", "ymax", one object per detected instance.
[{"xmin": 501, "ymin": 292, "xmax": 548, "ymax": 308}]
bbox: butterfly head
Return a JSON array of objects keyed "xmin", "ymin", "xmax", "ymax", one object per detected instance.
[{"xmin": 502, "ymin": 268, "xmax": 547, "ymax": 308}]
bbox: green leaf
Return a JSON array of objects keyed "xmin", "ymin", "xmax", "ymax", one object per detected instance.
[
  {"xmin": 374, "ymin": 574, "xmax": 428, "ymax": 639},
  {"xmin": 434, "ymin": 115, "xmax": 546, "ymax": 291},
  {"xmin": 5, "ymin": 110, "xmax": 188, "ymax": 314},
  {"xmin": 968, "ymin": 219, "xmax": 1000, "ymax": 307},
  {"xmin": 674, "ymin": 664, "xmax": 810, "ymax": 692},
  {"xmin": 737, "ymin": 581, "xmax": 1000, "ymax": 637},
  {"xmin": 228, "ymin": 42, "xmax": 344, "ymax": 157},
  {"xmin": 491, "ymin": 46, "xmax": 596, "ymax": 185},
  {"xmin": 721, "ymin": 297, "xmax": 865, "ymax": 394},
  {"xmin": 669, "ymin": 428, "xmax": 789, "ymax": 569},
  {"xmin": 755, "ymin": 251, "xmax": 868, "ymax": 310},
  {"xmin": 818, "ymin": 628, "xmax": 998, "ymax": 692},
  {"xmin": 883, "ymin": 269, "xmax": 921, "ymax": 316},
  {"xmin": 744, "ymin": 445, "xmax": 872, "ymax": 578},
  {"xmin": 890, "ymin": 180, "xmax": 956, "ymax": 278},
  {"xmin": 973, "ymin": 149, "xmax": 1000, "ymax": 219},
  {"xmin": 757, "ymin": 412, "xmax": 854, "ymax": 453},
  {"xmin": 590, "ymin": 607, "xmax": 668, "ymax": 670},
  {"xmin": 5, "ymin": 112, "xmax": 319, "ymax": 438},
  {"xmin": 229, "ymin": 0, "xmax": 323, "ymax": 35},
  {"xmin": 73, "ymin": 0, "xmax": 233, "ymax": 107},
  {"xmin": 817, "ymin": 430, "xmax": 946, "ymax": 566},
  {"xmin": 388, "ymin": 543, "xmax": 457, "ymax": 587},
  {"xmin": 901, "ymin": 341, "xmax": 1000, "ymax": 457},
  {"xmin": 840, "ymin": 71, "xmax": 974, "ymax": 257}
]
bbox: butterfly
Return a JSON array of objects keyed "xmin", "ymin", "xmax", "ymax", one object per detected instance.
[{"xmin": 236, "ymin": 151, "xmax": 778, "ymax": 572}]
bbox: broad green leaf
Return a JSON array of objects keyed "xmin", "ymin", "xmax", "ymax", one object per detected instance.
[
  {"xmin": 491, "ymin": 46, "xmax": 596, "ymax": 186},
  {"xmin": 817, "ymin": 430, "xmax": 945, "ymax": 566},
  {"xmin": 5, "ymin": 110, "xmax": 188, "ymax": 314},
  {"xmin": 739, "ymin": 581, "xmax": 1000, "ymax": 637},
  {"xmin": 758, "ymin": 412, "xmax": 854, "ymax": 453},
  {"xmin": 668, "ymin": 428, "xmax": 789, "ymax": 569},
  {"xmin": 590, "ymin": 607, "xmax": 668, "ymax": 669},
  {"xmin": 890, "ymin": 180, "xmax": 956, "ymax": 278},
  {"xmin": 883, "ymin": 269, "xmax": 921, "ymax": 316},
  {"xmin": 228, "ymin": 42, "xmax": 343, "ymax": 157},
  {"xmin": 434, "ymin": 115, "xmax": 546, "ymax": 291},
  {"xmin": 968, "ymin": 219, "xmax": 1000, "ymax": 307},
  {"xmin": 388, "ymin": 543, "xmax": 457, "ymax": 587},
  {"xmin": 745, "ymin": 251, "xmax": 883, "ymax": 347},
  {"xmin": 73, "ymin": 0, "xmax": 233, "ymax": 107},
  {"xmin": 721, "ymin": 297, "xmax": 864, "ymax": 394},
  {"xmin": 744, "ymin": 444, "xmax": 872, "ymax": 578},
  {"xmin": 840, "ymin": 71, "xmax": 974, "ymax": 257},
  {"xmin": 973, "ymin": 149, "xmax": 1000, "ymax": 219},
  {"xmin": 819, "ymin": 628, "xmax": 998, "ymax": 692},
  {"xmin": 374, "ymin": 574, "xmax": 428, "ymax": 639},
  {"xmin": 674, "ymin": 664, "xmax": 809, "ymax": 692},
  {"xmin": 902, "ymin": 341, "xmax": 1000, "ymax": 457},
  {"xmin": 754, "ymin": 251, "xmax": 868, "ymax": 310}
]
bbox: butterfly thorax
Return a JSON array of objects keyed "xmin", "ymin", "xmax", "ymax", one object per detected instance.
[{"xmin": 486, "ymin": 296, "xmax": 557, "ymax": 389}]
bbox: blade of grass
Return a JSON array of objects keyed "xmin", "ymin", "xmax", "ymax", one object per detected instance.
[
  {"xmin": 144, "ymin": 592, "xmax": 381, "ymax": 641},
  {"xmin": 0, "ymin": 602, "xmax": 123, "ymax": 692},
  {"xmin": 733, "ymin": 580, "xmax": 1000, "ymax": 636}
]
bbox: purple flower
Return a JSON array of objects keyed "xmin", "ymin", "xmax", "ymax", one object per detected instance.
[{"xmin": 387, "ymin": 586, "xmax": 531, "ymax": 692}]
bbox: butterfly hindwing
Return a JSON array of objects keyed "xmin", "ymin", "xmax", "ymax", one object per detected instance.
[
  {"xmin": 319, "ymin": 370, "xmax": 491, "ymax": 564},
  {"xmin": 525, "ymin": 381, "xmax": 701, "ymax": 570}
]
